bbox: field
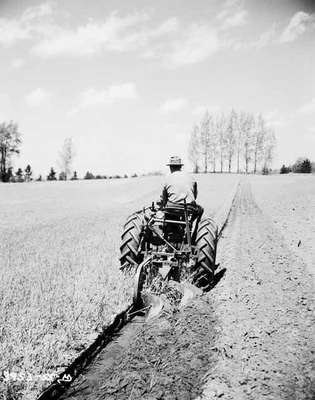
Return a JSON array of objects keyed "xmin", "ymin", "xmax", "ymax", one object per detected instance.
[
  {"xmin": 250, "ymin": 174, "xmax": 315, "ymax": 281},
  {"xmin": 57, "ymin": 174, "xmax": 315, "ymax": 400},
  {"xmin": 0, "ymin": 174, "xmax": 239, "ymax": 399}
]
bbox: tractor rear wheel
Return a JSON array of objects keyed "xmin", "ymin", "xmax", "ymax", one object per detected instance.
[
  {"xmin": 120, "ymin": 212, "xmax": 144, "ymax": 272},
  {"xmin": 193, "ymin": 218, "xmax": 218, "ymax": 290}
]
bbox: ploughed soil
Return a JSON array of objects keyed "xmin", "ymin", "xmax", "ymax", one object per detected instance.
[{"xmin": 61, "ymin": 181, "xmax": 315, "ymax": 400}]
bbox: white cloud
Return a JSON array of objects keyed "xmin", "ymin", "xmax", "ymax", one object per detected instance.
[
  {"xmin": 217, "ymin": 0, "xmax": 247, "ymax": 31},
  {"xmin": 21, "ymin": 2, "xmax": 55, "ymax": 22},
  {"xmin": 0, "ymin": 18, "xmax": 31, "ymax": 46},
  {"xmin": 297, "ymin": 98, "xmax": 315, "ymax": 115},
  {"xmin": 25, "ymin": 88, "xmax": 51, "ymax": 107},
  {"xmin": 31, "ymin": 13, "xmax": 179, "ymax": 58},
  {"xmin": 32, "ymin": 12, "xmax": 151, "ymax": 57},
  {"xmin": 69, "ymin": 83, "xmax": 138, "ymax": 115},
  {"xmin": 279, "ymin": 11, "xmax": 315, "ymax": 43},
  {"xmin": 160, "ymin": 98, "xmax": 188, "ymax": 113},
  {"xmin": 220, "ymin": 10, "xmax": 248, "ymax": 30},
  {"xmin": 231, "ymin": 24, "xmax": 277, "ymax": 50},
  {"xmin": 0, "ymin": 2, "xmax": 54, "ymax": 47},
  {"xmin": 163, "ymin": 24, "xmax": 219, "ymax": 67}
]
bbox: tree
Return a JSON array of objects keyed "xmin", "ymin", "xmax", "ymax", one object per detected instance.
[
  {"xmin": 262, "ymin": 128, "xmax": 276, "ymax": 172},
  {"xmin": 70, "ymin": 171, "xmax": 78, "ymax": 180},
  {"xmin": 188, "ymin": 124, "xmax": 201, "ymax": 173},
  {"xmin": 292, "ymin": 158, "xmax": 312, "ymax": 173},
  {"xmin": 47, "ymin": 167, "xmax": 57, "ymax": 181},
  {"xmin": 84, "ymin": 171, "xmax": 95, "ymax": 179},
  {"xmin": 36, "ymin": 175, "xmax": 42, "ymax": 181},
  {"xmin": 216, "ymin": 113, "xmax": 227, "ymax": 173},
  {"xmin": 242, "ymin": 113, "xmax": 255, "ymax": 174},
  {"xmin": 189, "ymin": 110, "xmax": 277, "ymax": 174},
  {"xmin": 24, "ymin": 164, "xmax": 32, "ymax": 182},
  {"xmin": 58, "ymin": 138, "xmax": 75, "ymax": 180},
  {"xmin": 59, "ymin": 171, "xmax": 66, "ymax": 180},
  {"xmin": 236, "ymin": 112, "xmax": 245, "ymax": 173},
  {"xmin": 200, "ymin": 112, "xmax": 211, "ymax": 173},
  {"xmin": 226, "ymin": 110, "xmax": 237, "ymax": 173},
  {"xmin": 209, "ymin": 116, "xmax": 218, "ymax": 173},
  {"xmin": 280, "ymin": 164, "xmax": 290, "ymax": 174},
  {"xmin": 0, "ymin": 121, "xmax": 22, "ymax": 182},
  {"xmin": 15, "ymin": 167, "xmax": 24, "ymax": 182},
  {"xmin": 253, "ymin": 114, "xmax": 266, "ymax": 174}
]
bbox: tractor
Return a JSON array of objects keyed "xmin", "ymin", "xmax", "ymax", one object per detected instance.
[{"xmin": 120, "ymin": 201, "xmax": 218, "ymax": 307}]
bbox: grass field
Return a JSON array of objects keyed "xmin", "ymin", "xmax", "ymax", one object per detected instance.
[{"xmin": 0, "ymin": 173, "xmax": 239, "ymax": 399}]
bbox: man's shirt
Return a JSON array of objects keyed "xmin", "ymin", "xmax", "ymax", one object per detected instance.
[{"xmin": 161, "ymin": 171, "xmax": 197, "ymax": 205}]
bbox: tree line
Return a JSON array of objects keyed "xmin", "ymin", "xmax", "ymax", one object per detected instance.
[
  {"xmin": 0, "ymin": 121, "xmax": 155, "ymax": 182},
  {"xmin": 280, "ymin": 158, "xmax": 315, "ymax": 174},
  {"xmin": 188, "ymin": 110, "xmax": 276, "ymax": 174}
]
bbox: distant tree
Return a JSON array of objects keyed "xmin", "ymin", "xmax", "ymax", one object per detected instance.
[
  {"xmin": 262, "ymin": 165, "xmax": 270, "ymax": 175},
  {"xmin": 58, "ymin": 138, "xmax": 75, "ymax": 180},
  {"xmin": 280, "ymin": 164, "xmax": 290, "ymax": 174},
  {"xmin": 84, "ymin": 171, "xmax": 95, "ymax": 180},
  {"xmin": 261, "ymin": 128, "xmax": 276, "ymax": 173},
  {"xmin": 188, "ymin": 124, "xmax": 201, "ymax": 173},
  {"xmin": 15, "ymin": 167, "xmax": 24, "ymax": 182},
  {"xmin": 226, "ymin": 110, "xmax": 237, "ymax": 173},
  {"xmin": 0, "ymin": 121, "xmax": 22, "ymax": 182},
  {"xmin": 236, "ymin": 112, "xmax": 245, "ymax": 173},
  {"xmin": 131, "ymin": 173, "xmax": 138, "ymax": 178},
  {"xmin": 253, "ymin": 114, "xmax": 266, "ymax": 174},
  {"xmin": 216, "ymin": 113, "xmax": 227, "ymax": 173},
  {"xmin": 200, "ymin": 112, "xmax": 211, "ymax": 173},
  {"xmin": 95, "ymin": 174, "xmax": 102, "ymax": 179},
  {"xmin": 24, "ymin": 164, "xmax": 32, "ymax": 182},
  {"xmin": 6, "ymin": 166, "xmax": 14, "ymax": 182},
  {"xmin": 242, "ymin": 114, "xmax": 255, "ymax": 174},
  {"xmin": 70, "ymin": 171, "xmax": 78, "ymax": 180},
  {"xmin": 36, "ymin": 175, "xmax": 42, "ymax": 181},
  {"xmin": 47, "ymin": 167, "xmax": 57, "ymax": 181},
  {"xmin": 59, "ymin": 171, "xmax": 66, "ymax": 180},
  {"xmin": 292, "ymin": 158, "xmax": 312, "ymax": 173},
  {"xmin": 124, "ymin": 174, "xmax": 128, "ymax": 178}
]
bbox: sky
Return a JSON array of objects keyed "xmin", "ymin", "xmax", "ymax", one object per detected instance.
[{"xmin": 0, "ymin": 0, "xmax": 314, "ymax": 177}]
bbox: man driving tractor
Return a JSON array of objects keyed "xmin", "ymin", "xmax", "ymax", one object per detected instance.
[
  {"xmin": 120, "ymin": 155, "xmax": 217, "ymax": 294},
  {"xmin": 159, "ymin": 156, "xmax": 204, "ymax": 233}
]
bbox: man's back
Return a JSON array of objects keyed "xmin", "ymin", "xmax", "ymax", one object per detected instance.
[{"xmin": 163, "ymin": 170, "xmax": 197, "ymax": 204}]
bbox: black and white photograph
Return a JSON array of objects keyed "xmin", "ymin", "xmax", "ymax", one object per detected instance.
[{"xmin": 0, "ymin": 0, "xmax": 314, "ymax": 399}]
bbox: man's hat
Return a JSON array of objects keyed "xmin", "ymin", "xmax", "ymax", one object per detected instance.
[{"xmin": 167, "ymin": 156, "xmax": 184, "ymax": 166}]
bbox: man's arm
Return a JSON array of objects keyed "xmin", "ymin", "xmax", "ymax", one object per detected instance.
[{"xmin": 157, "ymin": 185, "xmax": 169, "ymax": 208}]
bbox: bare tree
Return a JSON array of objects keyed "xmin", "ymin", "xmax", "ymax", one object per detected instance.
[
  {"xmin": 190, "ymin": 110, "xmax": 276, "ymax": 174},
  {"xmin": 262, "ymin": 128, "xmax": 276, "ymax": 171},
  {"xmin": 188, "ymin": 124, "xmax": 201, "ymax": 173},
  {"xmin": 226, "ymin": 110, "xmax": 237, "ymax": 173},
  {"xmin": 0, "ymin": 121, "xmax": 22, "ymax": 182},
  {"xmin": 217, "ymin": 113, "xmax": 227, "ymax": 173},
  {"xmin": 58, "ymin": 138, "xmax": 75, "ymax": 180},
  {"xmin": 253, "ymin": 114, "xmax": 266, "ymax": 174},
  {"xmin": 209, "ymin": 116, "xmax": 219, "ymax": 173},
  {"xmin": 242, "ymin": 113, "xmax": 255, "ymax": 174},
  {"xmin": 200, "ymin": 111, "xmax": 211, "ymax": 173},
  {"xmin": 236, "ymin": 111, "xmax": 245, "ymax": 173}
]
